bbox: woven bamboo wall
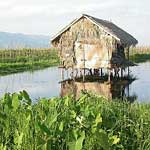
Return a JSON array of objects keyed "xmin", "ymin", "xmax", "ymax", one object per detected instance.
[{"xmin": 52, "ymin": 17, "xmax": 118, "ymax": 69}]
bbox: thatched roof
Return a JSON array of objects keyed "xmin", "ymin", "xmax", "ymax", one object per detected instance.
[{"xmin": 51, "ymin": 14, "xmax": 138, "ymax": 46}]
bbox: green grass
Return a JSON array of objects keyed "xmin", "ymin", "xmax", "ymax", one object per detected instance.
[
  {"xmin": 130, "ymin": 53, "xmax": 150, "ymax": 63},
  {"xmin": 0, "ymin": 46, "xmax": 150, "ymax": 75},
  {"xmin": 130, "ymin": 46, "xmax": 150, "ymax": 63},
  {"xmin": 0, "ymin": 60, "xmax": 58, "ymax": 75},
  {"xmin": 1, "ymin": 91, "xmax": 150, "ymax": 150},
  {"xmin": 0, "ymin": 48, "xmax": 59, "ymax": 75}
]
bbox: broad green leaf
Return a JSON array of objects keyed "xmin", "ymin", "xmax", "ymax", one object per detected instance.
[
  {"xmin": 70, "ymin": 110, "xmax": 76, "ymax": 119},
  {"xmin": 64, "ymin": 96, "xmax": 69, "ymax": 106},
  {"xmin": 4, "ymin": 93, "xmax": 12, "ymax": 108},
  {"xmin": 91, "ymin": 126, "xmax": 96, "ymax": 133},
  {"xmin": 75, "ymin": 131, "xmax": 85, "ymax": 150},
  {"xmin": 112, "ymin": 135, "xmax": 120, "ymax": 145},
  {"xmin": 38, "ymin": 122, "xmax": 51, "ymax": 135},
  {"xmin": 78, "ymin": 95, "xmax": 87, "ymax": 104},
  {"xmin": 21, "ymin": 90, "xmax": 31, "ymax": 105},
  {"xmin": 95, "ymin": 113, "xmax": 102, "ymax": 126},
  {"xmin": 14, "ymin": 131, "xmax": 24, "ymax": 149},
  {"xmin": 12, "ymin": 93, "xmax": 19, "ymax": 111},
  {"xmin": 73, "ymin": 129, "xmax": 78, "ymax": 140},
  {"xmin": 18, "ymin": 132, "xmax": 24, "ymax": 148},
  {"xmin": 49, "ymin": 112, "xmax": 58, "ymax": 126},
  {"xmin": 25, "ymin": 115, "xmax": 31, "ymax": 128},
  {"xmin": 68, "ymin": 141, "xmax": 76, "ymax": 150},
  {"xmin": 59, "ymin": 122, "xmax": 64, "ymax": 131},
  {"xmin": 0, "ymin": 144, "xmax": 6, "ymax": 150}
]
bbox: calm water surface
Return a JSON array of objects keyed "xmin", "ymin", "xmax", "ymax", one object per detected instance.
[{"xmin": 0, "ymin": 62, "xmax": 150, "ymax": 102}]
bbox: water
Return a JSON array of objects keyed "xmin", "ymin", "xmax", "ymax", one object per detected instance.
[
  {"xmin": 0, "ymin": 67, "xmax": 61, "ymax": 102},
  {"xmin": 129, "ymin": 62, "xmax": 150, "ymax": 102},
  {"xmin": 0, "ymin": 62, "xmax": 150, "ymax": 102}
]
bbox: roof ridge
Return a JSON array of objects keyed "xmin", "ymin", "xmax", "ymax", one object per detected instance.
[
  {"xmin": 51, "ymin": 14, "xmax": 138, "ymax": 46},
  {"xmin": 83, "ymin": 14, "xmax": 111, "ymax": 23}
]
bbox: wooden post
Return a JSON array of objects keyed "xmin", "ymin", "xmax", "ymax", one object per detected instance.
[
  {"xmin": 101, "ymin": 68, "xmax": 103, "ymax": 77},
  {"xmin": 82, "ymin": 44, "xmax": 86, "ymax": 82},
  {"xmin": 75, "ymin": 68, "xmax": 78, "ymax": 78},
  {"xmin": 121, "ymin": 68, "xmax": 123, "ymax": 78},
  {"xmin": 127, "ymin": 47, "xmax": 130, "ymax": 77},
  {"xmin": 127, "ymin": 84, "xmax": 129, "ymax": 99},
  {"xmin": 89, "ymin": 69, "xmax": 92, "ymax": 76},
  {"xmin": 108, "ymin": 69, "xmax": 111, "ymax": 82},
  {"xmin": 83, "ymin": 69, "xmax": 85, "ymax": 82}
]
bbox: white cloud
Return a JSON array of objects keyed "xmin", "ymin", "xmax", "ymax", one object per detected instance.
[{"xmin": 0, "ymin": 0, "xmax": 150, "ymax": 45}]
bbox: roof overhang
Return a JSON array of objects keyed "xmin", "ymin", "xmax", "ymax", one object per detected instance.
[{"xmin": 51, "ymin": 14, "xmax": 120, "ymax": 43}]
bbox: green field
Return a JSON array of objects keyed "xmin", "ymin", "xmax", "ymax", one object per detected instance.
[
  {"xmin": 0, "ymin": 46, "xmax": 150, "ymax": 76},
  {"xmin": 0, "ymin": 91, "xmax": 150, "ymax": 150},
  {"xmin": 130, "ymin": 46, "xmax": 150, "ymax": 63},
  {"xmin": 0, "ymin": 48, "xmax": 59, "ymax": 75}
]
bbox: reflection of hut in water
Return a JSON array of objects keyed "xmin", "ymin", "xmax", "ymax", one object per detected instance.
[
  {"xmin": 60, "ymin": 79, "xmax": 136, "ymax": 101},
  {"xmin": 51, "ymin": 14, "xmax": 138, "ymax": 81}
]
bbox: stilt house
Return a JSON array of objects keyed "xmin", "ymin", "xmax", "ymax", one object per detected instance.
[{"xmin": 51, "ymin": 14, "xmax": 138, "ymax": 72}]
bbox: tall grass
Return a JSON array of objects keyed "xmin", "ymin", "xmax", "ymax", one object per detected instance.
[
  {"xmin": 130, "ymin": 46, "xmax": 150, "ymax": 63},
  {"xmin": 0, "ymin": 48, "xmax": 58, "ymax": 63},
  {"xmin": 131, "ymin": 46, "xmax": 150, "ymax": 55},
  {"xmin": 0, "ymin": 91, "xmax": 150, "ymax": 149},
  {"xmin": 0, "ymin": 48, "xmax": 59, "ymax": 75}
]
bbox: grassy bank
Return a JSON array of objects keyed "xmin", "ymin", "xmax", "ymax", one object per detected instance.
[
  {"xmin": 0, "ymin": 48, "xmax": 59, "ymax": 75},
  {"xmin": 130, "ymin": 46, "xmax": 150, "ymax": 63},
  {"xmin": 0, "ymin": 46, "xmax": 150, "ymax": 76},
  {"xmin": 1, "ymin": 91, "xmax": 150, "ymax": 150}
]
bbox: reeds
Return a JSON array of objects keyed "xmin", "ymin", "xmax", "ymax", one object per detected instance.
[
  {"xmin": 130, "ymin": 46, "xmax": 150, "ymax": 63},
  {"xmin": 0, "ymin": 48, "xmax": 59, "ymax": 75}
]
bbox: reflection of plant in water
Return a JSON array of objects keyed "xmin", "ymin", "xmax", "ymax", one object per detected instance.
[{"xmin": 1, "ymin": 91, "xmax": 150, "ymax": 149}]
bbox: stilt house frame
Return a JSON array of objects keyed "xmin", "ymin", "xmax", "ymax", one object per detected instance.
[{"xmin": 51, "ymin": 14, "xmax": 138, "ymax": 74}]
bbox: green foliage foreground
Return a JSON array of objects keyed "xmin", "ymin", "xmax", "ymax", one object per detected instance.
[{"xmin": 0, "ymin": 92, "xmax": 150, "ymax": 150}]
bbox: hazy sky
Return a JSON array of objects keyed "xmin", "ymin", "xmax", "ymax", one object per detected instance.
[{"xmin": 0, "ymin": 0, "xmax": 150, "ymax": 45}]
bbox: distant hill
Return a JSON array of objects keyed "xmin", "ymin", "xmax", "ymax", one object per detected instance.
[{"xmin": 0, "ymin": 32, "xmax": 50, "ymax": 49}]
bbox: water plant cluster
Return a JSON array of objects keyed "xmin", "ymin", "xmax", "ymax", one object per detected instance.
[
  {"xmin": 0, "ymin": 91, "xmax": 150, "ymax": 150},
  {"xmin": 0, "ymin": 48, "xmax": 59, "ymax": 75}
]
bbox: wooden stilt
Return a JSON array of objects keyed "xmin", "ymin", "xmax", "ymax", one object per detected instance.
[
  {"xmin": 121, "ymin": 68, "xmax": 123, "ymax": 78},
  {"xmin": 101, "ymin": 68, "xmax": 103, "ymax": 77},
  {"xmin": 75, "ymin": 68, "xmax": 78, "ymax": 78},
  {"xmin": 127, "ymin": 47, "xmax": 130, "ymax": 77},
  {"xmin": 83, "ymin": 69, "xmax": 85, "ymax": 82},
  {"xmin": 108, "ymin": 69, "xmax": 111, "ymax": 82},
  {"xmin": 127, "ymin": 84, "xmax": 129, "ymax": 98},
  {"xmin": 82, "ymin": 43, "xmax": 86, "ymax": 82},
  {"xmin": 80, "ymin": 69, "xmax": 82, "ymax": 77},
  {"xmin": 89, "ymin": 69, "xmax": 92, "ymax": 76}
]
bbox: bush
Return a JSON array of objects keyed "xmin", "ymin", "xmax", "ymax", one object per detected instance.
[{"xmin": 0, "ymin": 91, "xmax": 150, "ymax": 149}]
